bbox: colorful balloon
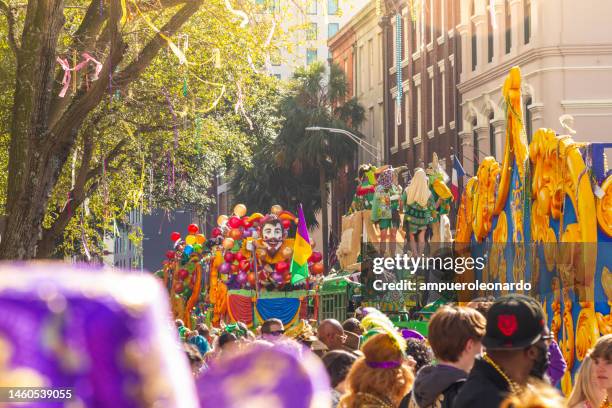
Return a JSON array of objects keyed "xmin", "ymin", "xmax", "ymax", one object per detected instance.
[
  {"xmin": 271, "ymin": 205, "xmax": 283, "ymax": 215},
  {"xmin": 242, "ymin": 217, "xmax": 252, "ymax": 228},
  {"xmin": 275, "ymin": 261, "xmax": 289, "ymax": 274},
  {"xmin": 230, "ymin": 264, "xmax": 239, "ymax": 273},
  {"xmin": 178, "ymin": 269, "xmax": 189, "ymax": 279},
  {"xmin": 228, "ymin": 216, "xmax": 242, "ymax": 229},
  {"xmin": 196, "ymin": 234, "xmax": 206, "ymax": 244},
  {"xmin": 271, "ymin": 272, "xmax": 283, "ymax": 283},
  {"xmin": 224, "ymin": 252, "xmax": 235, "ymax": 263},
  {"xmin": 188, "ymin": 223, "xmax": 199, "ymax": 234},
  {"xmin": 165, "ymin": 250, "xmax": 175, "ymax": 260},
  {"xmin": 229, "ymin": 228, "xmax": 243, "ymax": 240},
  {"xmin": 235, "ymin": 252, "xmax": 246, "ymax": 262},
  {"xmin": 309, "ymin": 251, "xmax": 323, "ymax": 263},
  {"xmin": 217, "ymin": 215, "xmax": 228, "ymax": 227},
  {"xmin": 185, "ymin": 235, "xmax": 197, "ymax": 245},
  {"xmin": 233, "ymin": 203, "xmax": 247, "ymax": 217},
  {"xmin": 173, "ymin": 282, "xmax": 184, "ymax": 293},
  {"xmin": 222, "ymin": 238, "xmax": 235, "ymax": 250},
  {"xmin": 211, "ymin": 227, "xmax": 222, "ymax": 238},
  {"xmin": 219, "ymin": 262, "xmax": 231, "ymax": 274},
  {"xmin": 311, "ymin": 262, "xmax": 324, "ymax": 275},
  {"xmin": 184, "ymin": 245, "xmax": 194, "ymax": 256},
  {"xmin": 281, "ymin": 246, "xmax": 293, "ymax": 260},
  {"xmin": 281, "ymin": 219, "xmax": 291, "ymax": 229},
  {"xmin": 239, "ymin": 259, "xmax": 250, "ymax": 272},
  {"xmin": 193, "ymin": 243, "xmax": 203, "ymax": 253},
  {"xmin": 247, "ymin": 272, "xmax": 256, "ymax": 286},
  {"xmin": 170, "ymin": 231, "xmax": 181, "ymax": 242},
  {"xmin": 242, "ymin": 229, "xmax": 252, "ymax": 238},
  {"xmin": 236, "ymin": 271, "xmax": 247, "ymax": 284}
]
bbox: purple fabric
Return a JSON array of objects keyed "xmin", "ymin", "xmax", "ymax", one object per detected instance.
[
  {"xmin": 197, "ymin": 342, "xmax": 332, "ymax": 407},
  {"xmin": 547, "ymin": 340, "xmax": 567, "ymax": 386},
  {"xmin": 297, "ymin": 204, "xmax": 311, "ymax": 244},
  {"xmin": 401, "ymin": 329, "xmax": 425, "ymax": 341},
  {"xmin": 0, "ymin": 262, "xmax": 197, "ymax": 408},
  {"xmin": 366, "ymin": 360, "xmax": 402, "ymax": 369}
]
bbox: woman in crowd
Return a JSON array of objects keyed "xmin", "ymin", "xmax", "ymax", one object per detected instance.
[
  {"xmin": 589, "ymin": 334, "xmax": 612, "ymax": 408},
  {"xmin": 401, "ymin": 168, "xmax": 438, "ymax": 257},
  {"xmin": 322, "ymin": 350, "xmax": 358, "ymax": 408},
  {"xmin": 567, "ymin": 355, "xmax": 605, "ymax": 408},
  {"xmin": 339, "ymin": 332, "xmax": 414, "ymax": 408}
]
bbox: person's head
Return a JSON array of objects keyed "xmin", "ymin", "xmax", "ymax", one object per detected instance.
[
  {"xmin": 405, "ymin": 339, "xmax": 434, "ymax": 374},
  {"xmin": 342, "ymin": 318, "xmax": 363, "ymax": 336},
  {"xmin": 591, "ymin": 334, "xmax": 612, "ymax": 391},
  {"xmin": 175, "ymin": 319, "xmax": 184, "ymax": 328},
  {"xmin": 484, "ymin": 295, "xmax": 552, "ymax": 384},
  {"xmin": 261, "ymin": 318, "xmax": 285, "ymax": 341},
  {"xmin": 466, "ymin": 296, "xmax": 496, "ymax": 318},
  {"xmin": 197, "ymin": 323, "xmax": 210, "ymax": 339},
  {"xmin": 184, "ymin": 343, "xmax": 203, "ymax": 377},
  {"xmin": 427, "ymin": 305, "xmax": 486, "ymax": 372},
  {"xmin": 567, "ymin": 355, "xmax": 606, "ymax": 408},
  {"xmin": 322, "ymin": 350, "xmax": 358, "ymax": 391},
  {"xmin": 405, "ymin": 168, "xmax": 432, "ymax": 207},
  {"xmin": 218, "ymin": 332, "xmax": 238, "ymax": 351},
  {"xmin": 318, "ymin": 319, "xmax": 346, "ymax": 351},
  {"xmin": 340, "ymin": 333, "xmax": 414, "ymax": 407},
  {"xmin": 499, "ymin": 380, "xmax": 564, "ymax": 408},
  {"xmin": 261, "ymin": 217, "xmax": 285, "ymax": 255}
]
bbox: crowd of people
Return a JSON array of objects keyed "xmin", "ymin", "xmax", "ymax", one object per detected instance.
[{"xmin": 177, "ymin": 294, "xmax": 612, "ymax": 408}]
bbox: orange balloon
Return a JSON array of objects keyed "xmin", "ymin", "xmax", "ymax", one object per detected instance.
[
  {"xmin": 222, "ymin": 237, "xmax": 235, "ymax": 250},
  {"xmin": 271, "ymin": 205, "xmax": 283, "ymax": 215},
  {"xmin": 281, "ymin": 246, "xmax": 293, "ymax": 260},
  {"xmin": 229, "ymin": 228, "xmax": 243, "ymax": 240},
  {"xmin": 217, "ymin": 215, "xmax": 228, "ymax": 227},
  {"xmin": 196, "ymin": 234, "xmax": 206, "ymax": 244},
  {"xmin": 311, "ymin": 262, "xmax": 325, "ymax": 275},
  {"xmin": 233, "ymin": 203, "xmax": 247, "ymax": 217}
]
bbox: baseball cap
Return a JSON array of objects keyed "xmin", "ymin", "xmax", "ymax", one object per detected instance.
[{"xmin": 482, "ymin": 294, "xmax": 550, "ymax": 350}]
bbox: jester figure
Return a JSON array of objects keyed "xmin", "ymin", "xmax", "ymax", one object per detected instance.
[
  {"xmin": 426, "ymin": 153, "xmax": 454, "ymax": 244},
  {"xmin": 371, "ymin": 167, "xmax": 402, "ymax": 255},
  {"xmin": 351, "ymin": 164, "xmax": 377, "ymax": 212}
]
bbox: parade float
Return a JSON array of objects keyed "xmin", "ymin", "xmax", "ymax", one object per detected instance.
[
  {"xmin": 156, "ymin": 204, "xmax": 326, "ymax": 329},
  {"xmin": 455, "ymin": 66, "xmax": 612, "ymax": 394}
]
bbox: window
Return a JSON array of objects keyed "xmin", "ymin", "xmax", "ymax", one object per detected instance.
[
  {"xmin": 472, "ymin": 118, "xmax": 479, "ymax": 174},
  {"xmin": 306, "ymin": 48, "xmax": 318, "ymax": 65},
  {"xmin": 256, "ymin": 0, "xmax": 279, "ymax": 13},
  {"xmin": 487, "ymin": 5, "xmax": 493, "ymax": 62},
  {"xmin": 327, "ymin": 0, "xmax": 339, "ymax": 15},
  {"xmin": 368, "ymin": 39, "xmax": 373, "ymax": 89},
  {"xmin": 308, "ymin": 0, "xmax": 317, "ymax": 14},
  {"xmin": 524, "ymin": 0, "xmax": 531, "ymax": 44},
  {"xmin": 328, "ymin": 22, "xmax": 339, "ymax": 38},
  {"xmin": 274, "ymin": 74, "xmax": 281, "ymax": 80},
  {"xmin": 505, "ymin": 0, "xmax": 511, "ymax": 54},
  {"xmin": 525, "ymin": 96, "xmax": 533, "ymax": 143},
  {"xmin": 307, "ymin": 23, "xmax": 318, "ymax": 40},
  {"xmin": 470, "ymin": 0, "xmax": 477, "ymax": 71},
  {"xmin": 411, "ymin": 19, "xmax": 417, "ymax": 52},
  {"xmin": 489, "ymin": 112, "xmax": 496, "ymax": 159}
]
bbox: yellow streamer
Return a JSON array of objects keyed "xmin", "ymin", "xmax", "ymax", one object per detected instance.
[
  {"xmin": 120, "ymin": 0, "xmax": 128, "ymax": 25},
  {"xmin": 191, "ymin": 73, "xmax": 226, "ymax": 114},
  {"xmin": 132, "ymin": 1, "xmax": 187, "ymax": 64}
]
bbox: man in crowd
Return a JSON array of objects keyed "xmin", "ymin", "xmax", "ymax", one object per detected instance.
[
  {"xmin": 400, "ymin": 305, "xmax": 486, "ymax": 408},
  {"xmin": 342, "ymin": 318, "xmax": 362, "ymax": 351},
  {"xmin": 454, "ymin": 294, "xmax": 553, "ymax": 408},
  {"xmin": 260, "ymin": 318, "xmax": 285, "ymax": 341},
  {"xmin": 318, "ymin": 319, "xmax": 347, "ymax": 353},
  {"xmin": 188, "ymin": 324, "xmax": 211, "ymax": 356}
]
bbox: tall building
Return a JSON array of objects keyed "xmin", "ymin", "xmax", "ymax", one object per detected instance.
[
  {"xmin": 328, "ymin": 0, "xmax": 385, "ymax": 237},
  {"xmin": 262, "ymin": 0, "xmax": 369, "ymax": 81},
  {"xmin": 457, "ymin": 0, "xmax": 612, "ymax": 175},
  {"xmin": 102, "ymin": 208, "xmax": 143, "ymax": 271},
  {"xmin": 383, "ymin": 0, "xmax": 461, "ymax": 174}
]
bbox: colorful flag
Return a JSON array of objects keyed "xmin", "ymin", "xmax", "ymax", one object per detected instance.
[
  {"xmin": 290, "ymin": 204, "xmax": 312, "ymax": 285},
  {"xmin": 451, "ymin": 155, "xmax": 466, "ymax": 201}
]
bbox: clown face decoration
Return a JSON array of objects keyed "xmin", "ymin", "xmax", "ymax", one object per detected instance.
[{"xmin": 261, "ymin": 219, "xmax": 284, "ymax": 256}]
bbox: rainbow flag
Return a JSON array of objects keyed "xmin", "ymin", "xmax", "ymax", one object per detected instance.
[{"xmin": 290, "ymin": 204, "xmax": 312, "ymax": 284}]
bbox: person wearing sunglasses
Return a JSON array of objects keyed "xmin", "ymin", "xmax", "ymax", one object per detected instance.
[{"xmin": 261, "ymin": 318, "xmax": 285, "ymax": 341}]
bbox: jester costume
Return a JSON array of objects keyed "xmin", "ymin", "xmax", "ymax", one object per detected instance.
[
  {"xmin": 402, "ymin": 169, "xmax": 437, "ymax": 234},
  {"xmin": 371, "ymin": 169, "xmax": 402, "ymax": 229},
  {"xmin": 352, "ymin": 164, "xmax": 377, "ymax": 211}
]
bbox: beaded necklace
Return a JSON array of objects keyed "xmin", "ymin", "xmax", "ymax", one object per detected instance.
[
  {"xmin": 482, "ymin": 354, "xmax": 524, "ymax": 395},
  {"xmin": 600, "ymin": 396, "xmax": 611, "ymax": 408}
]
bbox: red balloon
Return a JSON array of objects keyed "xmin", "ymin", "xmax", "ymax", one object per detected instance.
[
  {"xmin": 281, "ymin": 219, "xmax": 291, "ymax": 229},
  {"xmin": 242, "ymin": 217, "xmax": 252, "ymax": 228},
  {"xmin": 170, "ymin": 231, "xmax": 181, "ymax": 242},
  {"xmin": 188, "ymin": 223, "xmax": 199, "ymax": 234},
  {"xmin": 275, "ymin": 261, "xmax": 289, "ymax": 274},
  {"xmin": 311, "ymin": 262, "xmax": 325, "ymax": 275},
  {"xmin": 165, "ymin": 250, "xmax": 175, "ymax": 260},
  {"xmin": 230, "ymin": 264, "xmax": 239, "ymax": 273},
  {"xmin": 228, "ymin": 216, "xmax": 242, "ymax": 229},
  {"xmin": 224, "ymin": 252, "xmax": 235, "ymax": 263},
  {"xmin": 239, "ymin": 259, "xmax": 250, "ymax": 272},
  {"xmin": 309, "ymin": 251, "xmax": 323, "ymax": 263},
  {"xmin": 211, "ymin": 227, "xmax": 222, "ymax": 238},
  {"xmin": 235, "ymin": 252, "xmax": 245, "ymax": 262},
  {"xmin": 178, "ymin": 269, "xmax": 189, "ymax": 279}
]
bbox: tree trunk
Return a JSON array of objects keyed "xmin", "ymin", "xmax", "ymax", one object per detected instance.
[{"xmin": 319, "ymin": 166, "xmax": 329, "ymax": 271}]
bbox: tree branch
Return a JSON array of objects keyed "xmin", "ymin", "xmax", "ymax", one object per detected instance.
[{"xmin": 0, "ymin": 0, "xmax": 18, "ymax": 54}]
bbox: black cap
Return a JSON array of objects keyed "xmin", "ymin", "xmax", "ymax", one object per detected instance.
[{"xmin": 483, "ymin": 294, "xmax": 548, "ymax": 350}]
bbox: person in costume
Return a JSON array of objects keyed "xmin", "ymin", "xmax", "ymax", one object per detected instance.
[
  {"xmin": 401, "ymin": 168, "xmax": 438, "ymax": 257},
  {"xmin": 426, "ymin": 154, "xmax": 454, "ymax": 244},
  {"xmin": 254, "ymin": 216, "xmax": 294, "ymax": 288},
  {"xmin": 371, "ymin": 168, "xmax": 402, "ymax": 255},
  {"xmin": 351, "ymin": 164, "xmax": 377, "ymax": 212},
  {"xmin": 339, "ymin": 332, "xmax": 414, "ymax": 408}
]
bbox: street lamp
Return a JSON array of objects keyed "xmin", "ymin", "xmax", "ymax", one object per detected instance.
[{"xmin": 305, "ymin": 126, "xmax": 381, "ymax": 164}]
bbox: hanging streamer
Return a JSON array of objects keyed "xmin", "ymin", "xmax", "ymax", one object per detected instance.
[
  {"xmin": 120, "ymin": 0, "xmax": 128, "ymax": 25},
  {"xmin": 264, "ymin": 19, "xmax": 277, "ymax": 71},
  {"xmin": 224, "ymin": 0, "xmax": 249, "ymax": 28},
  {"xmin": 132, "ymin": 0, "xmax": 187, "ymax": 64},
  {"xmin": 395, "ymin": 13, "xmax": 402, "ymax": 126},
  {"xmin": 162, "ymin": 87, "xmax": 180, "ymax": 149},
  {"xmin": 234, "ymin": 82, "xmax": 253, "ymax": 130},
  {"xmin": 56, "ymin": 53, "xmax": 103, "ymax": 97},
  {"xmin": 192, "ymin": 74, "xmax": 226, "ymax": 114}
]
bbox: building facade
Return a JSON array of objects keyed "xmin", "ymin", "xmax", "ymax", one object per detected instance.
[
  {"xmin": 457, "ymin": 0, "xmax": 612, "ymax": 175},
  {"xmin": 384, "ymin": 0, "xmax": 461, "ymax": 174}
]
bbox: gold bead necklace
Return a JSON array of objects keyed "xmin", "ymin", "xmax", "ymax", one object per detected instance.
[
  {"xmin": 482, "ymin": 353, "xmax": 524, "ymax": 395},
  {"xmin": 600, "ymin": 396, "xmax": 611, "ymax": 408}
]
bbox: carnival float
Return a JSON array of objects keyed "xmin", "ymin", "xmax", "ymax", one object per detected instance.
[
  {"xmin": 156, "ymin": 204, "xmax": 326, "ymax": 329},
  {"xmin": 455, "ymin": 66, "xmax": 612, "ymax": 394}
]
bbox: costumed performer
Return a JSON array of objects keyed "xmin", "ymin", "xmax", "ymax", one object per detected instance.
[
  {"xmin": 401, "ymin": 168, "xmax": 439, "ymax": 257},
  {"xmin": 371, "ymin": 168, "xmax": 402, "ymax": 255}
]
